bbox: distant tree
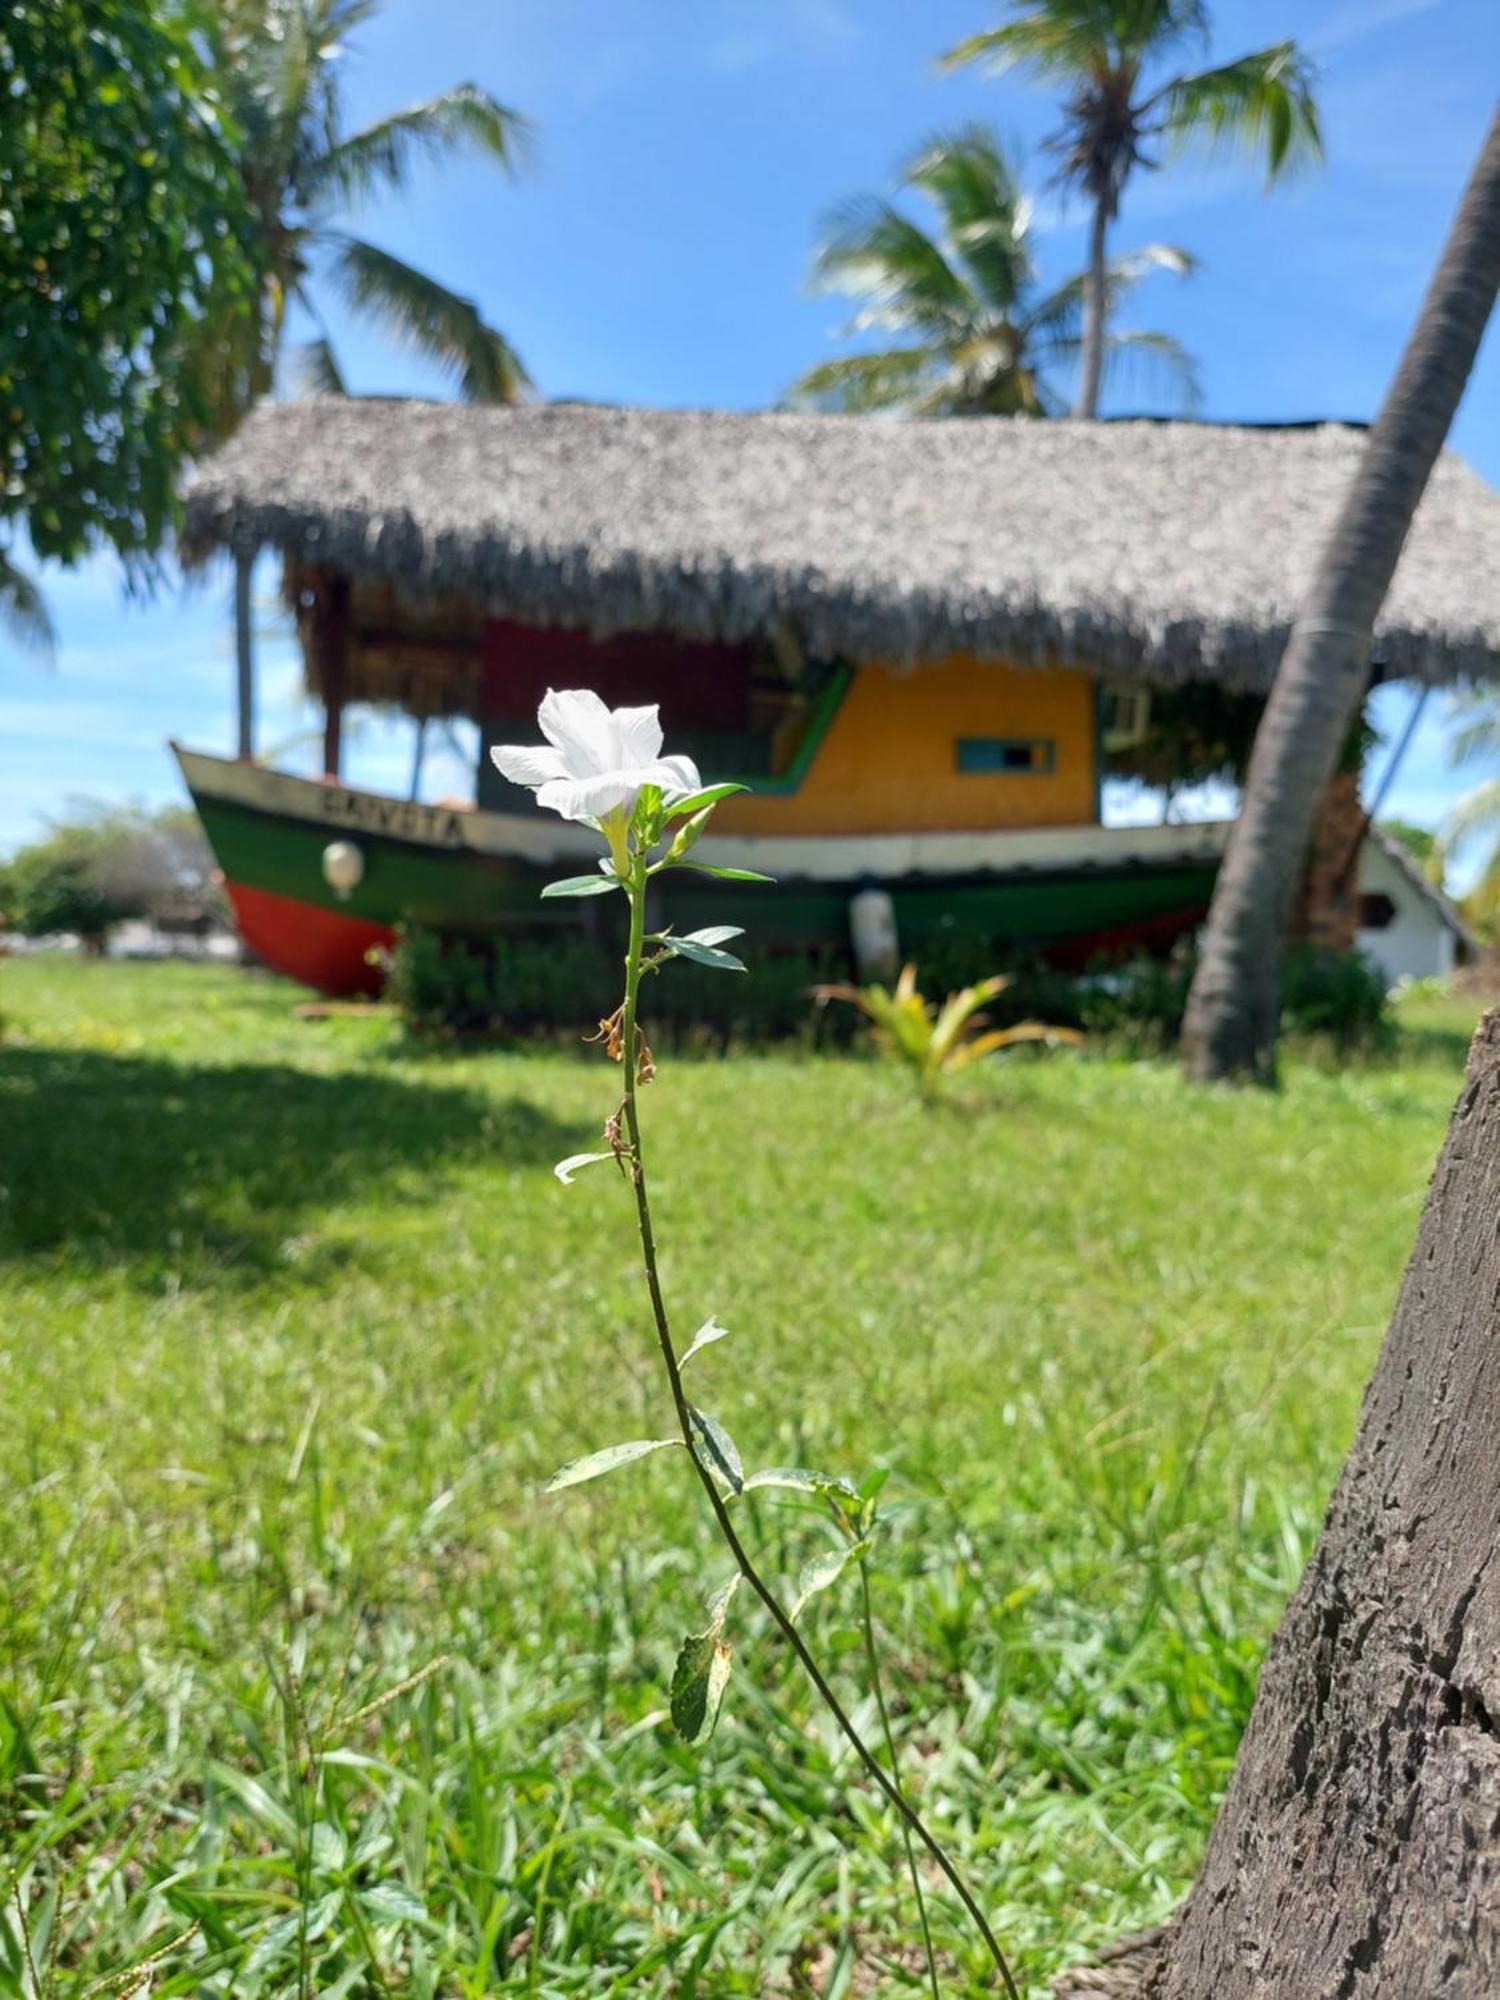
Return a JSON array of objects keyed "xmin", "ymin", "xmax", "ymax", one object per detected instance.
[
  {"xmin": 1380, "ymin": 816, "xmax": 1440, "ymax": 873},
  {"xmin": 791, "ymin": 125, "xmax": 1194, "ymax": 416},
  {"xmin": 200, "ymin": 0, "xmax": 532, "ymax": 756},
  {"xmin": 4, "ymin": 820, "xmax": 139, "ymax": 950},
  {"xmin": 944, "ymin": 2, "xmax": 1320, "ymax": 418},
  {"xmin": 0, "ymin": 0, "xmax": 255, "ymax": 647},
  {"xmin": 1, "ymin": 804, "xmax": 224, "ymax": 948}
]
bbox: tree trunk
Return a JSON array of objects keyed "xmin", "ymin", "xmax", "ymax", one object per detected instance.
[
  {"xmin": 1180, "ymin": 106, "xmax": 1500, "ymax": 1084},
  {"xmin": 1074, "ymin": 195, "xmax": 1109, "ymax": 420},
  {"xmin": 1059, "ymin": 1006, "xmax": 1500, "ymax": 1998},
  {"xmin": 234, "ymin": 548, "xmax": 255, "ymax": 763},
  {"xmin": 1289, "ymin": 765, "xmax": 1367, "ymax": 955}
]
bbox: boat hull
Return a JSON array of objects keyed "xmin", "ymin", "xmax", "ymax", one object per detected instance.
[{"xmin": 175, "ymin": 746, "xmax": 1227, "ymax": 997}]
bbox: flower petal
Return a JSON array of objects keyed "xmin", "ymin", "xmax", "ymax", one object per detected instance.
[
  {"xmin": 535, "ymin": 770, "xmax": 644, "ymax": 822},
  {"xmin": 612, "ymin": 705, "xmax": 664, "ymax": 767},
  {"xmin": 646, "ymin": 754, "xmax": 704, "ymax": 801},
  {"xmin": 491, "ymin": 744, "xmax": 568, "ymax": 789},
  {"xmin": 538, "ymin": 688, "xmax": 619, "ymax": 777}
]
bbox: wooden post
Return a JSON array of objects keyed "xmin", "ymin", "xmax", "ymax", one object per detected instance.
[
  {"xmin": 319, "ymin": 573, "xmax": 351, "ymax": 780},
  {"xmin": 234, "ymin": 549, "xmax": 255, "ymax": 762}
]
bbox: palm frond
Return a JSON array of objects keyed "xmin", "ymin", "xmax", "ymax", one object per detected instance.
[
  {"xmin": 303, "ymin": 84, "xmax": 530, "ymax": 213},
  {"xmin": 1154, "ymin": 41, "xmax": 1322, "ymax": 179},
  {"xmin": 1100, "ymin": 328, "xmax": 1201, "ymax": 410},
  {"xmin": 944, "ymin": 2, "xmax": 1207, "ymax": 76},
  {"xmin": 811, "ymin": 197, "xmax": 978, "ymax": 338},
  {"xmin": 293, "ymin": 334, "xmax": 348, "ymax": 395},
  {"xmin": 1023, "ymin": 239, "xmax": 1191, "ymax": 342},
  {"xmin": 1442, "ymin": 689, "xmax": 1500, "ymax": 768},
  {"xmin": 325, "ymin": 236, "xmax": 531, "ymax": 401},
  {"xmin": 902, "ymin": 125, "xmax": 1034, "ymax": 314},
  {"xmin": 1438, "ymin": 777, "xmax": 1500, "ymax": 855},
  {"xmin": 0, "ymin": 550, "xmax": 55, "ymax": 656},
  {"xmin": 785, "ymin": 348, "xmax": 943, "ymax": 414}
]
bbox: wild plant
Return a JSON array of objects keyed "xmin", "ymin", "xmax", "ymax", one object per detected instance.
[
  {"xmin": 492, "ymin": 690, "xmax": 1023, "ymax": 1996},
  {"xmin": 813, "ymin": 962, "xmax": 1080, "ymax": 1100}
]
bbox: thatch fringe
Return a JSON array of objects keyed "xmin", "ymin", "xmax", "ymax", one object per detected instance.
[{"xmin": 182, "ymin": 402, "xmax": 1500, "ymax": 691}]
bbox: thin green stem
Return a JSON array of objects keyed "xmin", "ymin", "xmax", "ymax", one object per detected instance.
[
  {"xmin": 616, "ymin": 860, "xmax": 1021, "ymax": 2000},
  {"xmin": 859, "ymin": 1556, "xmax": 941, "ymax": 2000}
]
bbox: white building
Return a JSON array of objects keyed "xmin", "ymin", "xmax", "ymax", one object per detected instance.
[{"xmin": 1357, "ymin": 826, "xmax": 1476, "ymax": 988}]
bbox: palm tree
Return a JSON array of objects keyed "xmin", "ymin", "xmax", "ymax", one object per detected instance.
[
  {"xmin": 944, "ymin": 3, "xmax": 1320, "ymax": 419},
  {"xmin": 790, "ymin": 126, "xmax": 1195, "ymax": 417},
  {"xmin": 207, "ymin": 0, "xmax": 531, "ymax": 758},
  {"xmin": 1180, "ymin": 105, "xmax": 1500, "ymax": 1084}
]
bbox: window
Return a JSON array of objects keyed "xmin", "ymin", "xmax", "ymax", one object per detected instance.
[
  {"xmin": 1100, "ymin": 684, "xmax": 1152, "ymax": 752},
  {"xmin": 956, "ymin": 736, "xmax": 1057, "ymax": 775}
]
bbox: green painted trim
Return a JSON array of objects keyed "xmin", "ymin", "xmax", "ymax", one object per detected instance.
[{"xmin": 720, "ymin": 660, "xmax": 854, "ymax": 795}]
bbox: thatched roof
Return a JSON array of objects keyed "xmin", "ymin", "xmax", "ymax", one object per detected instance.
[{"xmin": 182, "ymin": 400, "xmax": 1500, "ymax": 689}]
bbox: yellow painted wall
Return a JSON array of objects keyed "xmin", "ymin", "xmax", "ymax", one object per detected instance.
[{"xmin": 716, "ymin": 656, "xmax": 1098, "ymax": 838}]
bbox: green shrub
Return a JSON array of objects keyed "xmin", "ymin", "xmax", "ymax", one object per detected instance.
[
  {"xmin": 385, "ymin": 926, "xmax": 853, "ymax": 1047},
  {"xmin": 383, "ymin": 928, "xmax": 501, "ymax": 1037},
  {"xmin": 384, "ymin": 925, "xmax": 1391, "ymax": 1056},
  {"xmin": 1279, "ymin": 944, "xmax": 1392, "ymax": 1052}
]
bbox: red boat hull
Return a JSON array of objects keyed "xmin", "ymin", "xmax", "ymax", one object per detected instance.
[{"xmin": 226, "ymin": 881, "xmax": 395, "ymax": 996}]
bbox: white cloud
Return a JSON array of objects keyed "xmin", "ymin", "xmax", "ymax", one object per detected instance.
[
  {"xmin": 706, "ymin": 0, "xmax": 857, "ymax": 74},
  {"xmin": 1310, "ymin": 0, "xmax": 1442, "ymax": 56}
]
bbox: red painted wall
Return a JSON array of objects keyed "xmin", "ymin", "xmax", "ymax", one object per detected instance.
[{"xmin": 480, "ymin": 621, "xmax": 751, "ymax": 730}]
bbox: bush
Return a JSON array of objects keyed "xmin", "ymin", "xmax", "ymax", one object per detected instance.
[
  {"xmin": 1279, "ymin": 944, "xmax": 1393, "ymax": 1053},
  {"xmin": 385, "ymin": 926, "xmax": 854, "ymax": 1048},
  {"xmin": 383, "ymin": 925, "xmax": 1391, "ymax": 1057},
  {"xmin": 382, "ymin": 928, "xmax": 501, "ymax": 1037}
]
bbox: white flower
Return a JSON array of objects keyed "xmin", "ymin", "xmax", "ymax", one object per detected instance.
[{"xmin": 491, "ymin": 689, "xmax": 702, "ymax": 828}]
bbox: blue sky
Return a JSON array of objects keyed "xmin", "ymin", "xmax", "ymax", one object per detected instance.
[{"xmin": 6, "ymin": 0, "xmax": 1499, "ymax": 868}]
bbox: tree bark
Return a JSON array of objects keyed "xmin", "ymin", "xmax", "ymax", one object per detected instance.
[
  {"xmin": 1180, "ymin": 105, "xmax": 1500, "ymax": 1084},
  {"xmin": 234, "ymin": 548, "xmax": 255, "ymax": 762},
  {"xmin": 1060, "ymin": 1008, "xmax": 1500, "ymax": 1998},
  {"xmin": 1074, "ymin": 196, "xmax": 1110, "ymax": 420}
]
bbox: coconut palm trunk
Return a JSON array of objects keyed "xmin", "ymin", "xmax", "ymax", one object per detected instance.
[
  {"xmin": 1180, "ymin": 104, "xmax": 1500, "ymax": 1084},
  {"xmin": 1074, "ymin": 195, "xmax": 1110, "ymax": 419}
]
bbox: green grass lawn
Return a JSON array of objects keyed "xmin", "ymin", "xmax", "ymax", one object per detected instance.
[{"xmin": 0, "ymin": 955, "xmax": 1484, "ymax": 1996}]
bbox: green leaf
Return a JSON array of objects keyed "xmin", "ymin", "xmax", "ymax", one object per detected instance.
[
  {"xmin": 688, "ymin": 1406, "xmax": 744, "ymax": 1492},
  {"xmin": 543, "ymin": 1438, "xmax": 681, "ymax": 1492},
  {"xmin": 670, "ymin": 1631, "xmax": 734, "ymax": 1742},
  {"xmin": 665, "ymin": 937, "xmax": 747, "ymax": 973},
  {"xmin": 679, "ymin": 863, "xmax": 776, "ymax": 884},
  {"xmin": 791, "ymin": 1539, "xmax": 868, "ymax": 1620},
  {"xmin": 311, "ymin": 1820, "xmax": 348, "ymax": 1873},
  {"xmin": 665, "ymin": 783, "xmax": 749, "ymax": 819},
  {"xmin": 631, "ymin": 783, "xmax": 665, "ymax": 842},
  {"xmin": 358, "ymin": 1884, "xmax": 429, "ymax": 1926},
  {"xmin": 741, "ymin": 1467, "xmax": 858, "ymax": 1500},
  {"xmin": 680, "ymin": 1316, "xmax": 731, "ymax": 1368},
  {"xmin": 682, "ymin": 925, "xmax": 744, "ymax": 948},
  {"xmin": 540, "ymin": 874, "xmax": 621, "ymax": 899},
  {"xmin": 703, "ymin": 1570, "xmax": 743, "ymax": 1633}
]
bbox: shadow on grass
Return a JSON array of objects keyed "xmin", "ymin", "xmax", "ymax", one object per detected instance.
[{"xmin": 0, "ymin": 1045, "xmax": 585, "ymax": 1283}]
